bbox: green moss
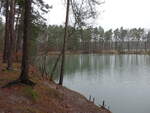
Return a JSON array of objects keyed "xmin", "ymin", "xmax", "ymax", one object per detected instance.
[{"xmin": 23, "ymin": 87, "xmax": 39, "ymax": 101}]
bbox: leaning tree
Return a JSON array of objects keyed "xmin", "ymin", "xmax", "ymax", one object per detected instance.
[{"xmin": 58, "ymin": 0, "xmax": 101, "ymax": 85}]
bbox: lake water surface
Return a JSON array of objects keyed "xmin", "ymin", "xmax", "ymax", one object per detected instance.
[{"xmin": 38, "ymin": 54, "xmax": 150, "ymax": 113}]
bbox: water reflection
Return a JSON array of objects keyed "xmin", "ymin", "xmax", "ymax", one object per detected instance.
[{"xmin": 36, "ymin": 54, "xmax": 150, "ymax": 113}]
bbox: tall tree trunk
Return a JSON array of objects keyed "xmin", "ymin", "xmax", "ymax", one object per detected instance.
[
  {"xmin": 15, "ymin": 7, "xmax": 23, "ymax": 62},
  {"xmin": 19, "ymin": 0, "xmax": 31, "ymax": 82},
  {"xmin": 7, "ymin": 0, "xmax": 15, "ymax": 70},
  {"xmin": 2, "ymin": 0, "xmax": 35, "ymax": 88},
  {"xmin": 59, "ymin": 0, "xmax": 70, "ymax": 85},
  {"xmin": 3, "ymin": 0, "xmax": 9, "ymax": 63}
]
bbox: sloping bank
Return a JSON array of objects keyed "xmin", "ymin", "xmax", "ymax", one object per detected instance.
[{"xmin": 0, "ymin": 68, "xmax": 111, "ymax": 113}]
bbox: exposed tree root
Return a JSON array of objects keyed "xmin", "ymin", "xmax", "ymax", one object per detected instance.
[{"xmin": 1, "ymin": 79, "xmax": 36, "ymax": 88}]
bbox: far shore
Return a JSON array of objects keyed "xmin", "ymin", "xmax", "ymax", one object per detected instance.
[{"xmin": 45, "ymin": 50, "xmax": 150, "ymax": 55}]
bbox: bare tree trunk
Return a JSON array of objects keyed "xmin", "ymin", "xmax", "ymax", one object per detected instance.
[
  {"xmin": 15, "ymin": 7, "xmax": 23, "ymax": 62},
  {"xmin": 59, "ymin": 0, "xmax": 70, "ymax": 85},
  {"xmin": 3, "ymin": 0, "xmax": 9, "ymax": 63},
  {"xmin": 1, "ymin": 0, "xmax": 35, "ymax": 88},
  {"xmin": 19, "ymin": 0, "xmax": 34, "ymax": 86},
  {"xmin": 145, "ymin": 41, "xmax": 147, "ymax": 52},
  {"xmin": 7, "ymin": 0, "xmax": 15, "ymax": 70}
]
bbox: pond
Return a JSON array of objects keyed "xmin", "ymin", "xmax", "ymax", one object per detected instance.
[{"xmin": 37, "ymin": 54, "xmax": 150, "ymax": 113}]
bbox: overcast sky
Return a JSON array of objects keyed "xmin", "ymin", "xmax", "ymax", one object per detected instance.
[{"xmin": 44, "ymin": 0, "xmax": 150, "ymax": 30}]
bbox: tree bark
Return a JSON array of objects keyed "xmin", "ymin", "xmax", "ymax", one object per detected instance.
[
  {"xmin": 7, "ymin": 0, "xmax": 16, "ymax": 70},
  {"xmin": 59, "ymin": 0, "xmax": 70, "ymax": 85},
  {"xmin": 3, "ymin": 0, "xmax": 9, "ymax": 63},
  {"xmin": 19, "ymin": 0, "xmax": 32, "ymax": 82},
  {"xmin": 15, "ymin": 7, "xmax": 23, "ymax": 62}
]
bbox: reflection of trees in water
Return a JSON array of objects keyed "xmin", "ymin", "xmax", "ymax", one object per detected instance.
[
  {"xmin": 35, "ymin": 56, "xmax": 60, "ymax": 80},
  {"xmin": 35, "ymin": 54, "xmax": 150, "ymax": 81}
]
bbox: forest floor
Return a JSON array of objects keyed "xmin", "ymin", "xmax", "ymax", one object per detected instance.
[{"xmin": 0, "ymin": 59, "xmax": 111, "ymax": 113}]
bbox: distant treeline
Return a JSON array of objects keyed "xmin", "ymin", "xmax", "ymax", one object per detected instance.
[
  {"xmin": 38, "ymin": 25, "xmax": 150, "ymax": 52},
  {"xmin": 0, "ymin": 21, "xmax": 150, "ymax": 54}
]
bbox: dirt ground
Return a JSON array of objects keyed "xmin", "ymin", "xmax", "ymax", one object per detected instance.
[{"xmin": 0, "ymin": 64, "xmax": 111, "ymax": 113}]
